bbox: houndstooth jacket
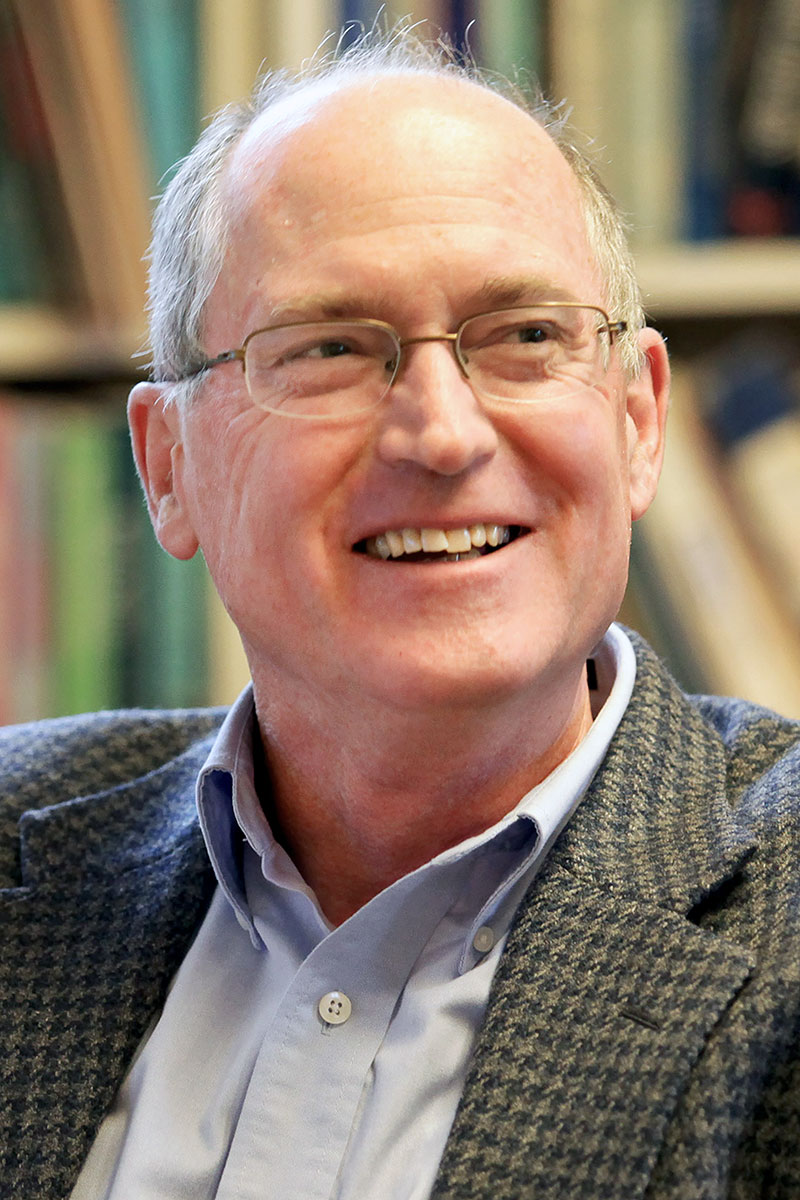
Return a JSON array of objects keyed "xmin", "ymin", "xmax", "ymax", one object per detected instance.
[{"xmin": 2, "ymin": 634, "xmax": 800, "ymax": 1200}]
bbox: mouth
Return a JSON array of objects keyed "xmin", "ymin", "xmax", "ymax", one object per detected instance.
[{"xmin": 355, "ymin": 523, "xmax": 526, "ymax": 563}]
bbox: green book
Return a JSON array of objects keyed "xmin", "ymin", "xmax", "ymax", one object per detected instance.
[
  {"xmin": 475, "ymin": 0, "xmax": 544, "ymax": 80},
  {"xmin": 49, "ymin": 404, "xmax": 122, "ymax": 716},
  {"xmin": 115, "ymin": 422, "xmax": 210, "ymax": 710},
  {"xmin": 117, "ymin": 0, "xmax": 201, "ymax": 186}
]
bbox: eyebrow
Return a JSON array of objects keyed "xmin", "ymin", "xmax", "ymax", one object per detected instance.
[
  {"xmin": 266, "ymin": 276, "xmax": 582, "ymax": 325},
  {"xmin": 268, "ymin": 293, "xmax": 395, "ymax": 322},
  {"xmin": 473, "ymin": 276, "xmax": 581, "ymax": 308}
]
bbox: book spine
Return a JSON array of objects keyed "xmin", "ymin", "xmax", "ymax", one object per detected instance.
[
  {"xmin": 475, "ymin": 0, "xmax": 543, "ymax": 79},
  {"xmin": 117, "ymin": 0, "xmax": 201, "ymax": 186},
  {"xmin": 632, "ymin": 364, "xmax": 800, "ymax": 715},
  {"xmin": 684, "ymin": 0, "xmax": 728, "ymax": 239}
]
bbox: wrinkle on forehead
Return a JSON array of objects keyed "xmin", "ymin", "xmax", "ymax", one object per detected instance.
[
  {"xmin": 210, "ymin": 73, "xmax": 604, "ymax": 331},
  {"xmin": 223, "ymin": 72, "xmax": 582, "ymax": 231}
]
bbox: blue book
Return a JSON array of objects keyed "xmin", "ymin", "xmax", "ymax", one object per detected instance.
[{"xmin": 684, "ymin": 0, "xmax": 728, "ymax": 240}]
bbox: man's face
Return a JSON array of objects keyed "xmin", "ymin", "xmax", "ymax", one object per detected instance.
[{"xmin": 135, "ymin": 76, "xmax": 667, "ymax": 724}]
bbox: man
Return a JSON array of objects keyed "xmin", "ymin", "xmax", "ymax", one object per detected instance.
[{"xmin": 2, "ymin": 27, "xmax": 799, "ymax": 1200}]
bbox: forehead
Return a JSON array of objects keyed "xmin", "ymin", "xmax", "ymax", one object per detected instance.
[{"xmin": 214, "ymin": 74, "xmax": 600, "ymax": 327}]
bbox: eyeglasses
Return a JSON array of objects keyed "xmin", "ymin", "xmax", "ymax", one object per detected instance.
[{"xmin": 181, "ymin": 302, "xmax": 627, "ymax": 420}]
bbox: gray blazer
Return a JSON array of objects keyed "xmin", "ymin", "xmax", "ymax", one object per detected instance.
[{"xmin": 2, "ymin": 635, "xmax": 799, "ymax": 1200}]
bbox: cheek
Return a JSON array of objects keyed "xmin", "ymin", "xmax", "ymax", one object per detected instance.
[
  {"xmin": 507, "ymin": 397, "xmax": 629, "ymax": 514},
  {"xmin": 179, "ymin": 415, "xmax": 363, "ymax": 592}
]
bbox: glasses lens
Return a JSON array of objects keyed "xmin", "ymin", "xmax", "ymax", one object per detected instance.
[
  {"xmin": 458, "ymin": 305, "xmax": 609, "ymax": 403},
  {"xmin": 244, "ymin": 322, "xmax": 399, "ymax": 417}
]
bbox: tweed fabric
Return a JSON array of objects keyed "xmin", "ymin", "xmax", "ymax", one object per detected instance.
[
  {"xmin": 432, "ymin": 635, "xmax": 800, "ymax": 1199},
  {"xmin": 2, "ymin": 637, "xmax": 800, "ymax": 1200},
  {"xmin": 0, "ymin": 708, "xmax": 224, "ymax": 1200}
]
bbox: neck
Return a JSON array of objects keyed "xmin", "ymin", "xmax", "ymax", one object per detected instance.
[{"xmin": 251, "ymin": 669, "xmax": 593, "ymax": 925}]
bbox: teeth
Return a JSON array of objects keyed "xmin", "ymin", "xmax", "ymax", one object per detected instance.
[
  {"xmin": 385, "ymin": 529, "xmax": 405, "ymax": 558},
  {"xmin": 373, "ymin": 534, "xmax": 391, "ymax": 560},
  {"xmin": 445, "ymin": 528, "xmax": 472, "ymax": 553},
  {"xmin": 421, "ymin": 528, "xmax": 449, "ymax": 552},
  {"xmin": 364, "ymin": 523, "xmax": 512, "ymax": 560},
  {"xmin": 402, "ymin": 527, "xmax": 422, "ymax": 553}
]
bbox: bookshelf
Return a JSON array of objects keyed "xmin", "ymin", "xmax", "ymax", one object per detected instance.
[
  {"xmin": 0, "ymin": 309, "xmax": 143, "ymax": 381},
  {"xmin": 637, "ymin": 240, "xmax": 800, "ymax": 319},
  {"xmin": 2, "ymin": 0, "xmax": 800, "ymax": 720}
]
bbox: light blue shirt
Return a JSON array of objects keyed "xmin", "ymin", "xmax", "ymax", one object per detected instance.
[{"xmin": 72, "ymin": 625, "xmax": 636, "ymax": 1200}]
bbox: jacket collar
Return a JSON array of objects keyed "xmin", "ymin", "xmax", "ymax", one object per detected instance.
[
  {"xmin": 0, "ymin": 723, "xmax": 220, "ymax": 1200},
  {"xmin": 433, "ymin": 635, "xmax": 757, "ymax": 1200},
  {"xmin": 546, "ymin": 630, "xmax": 755, "ymax": 911}
]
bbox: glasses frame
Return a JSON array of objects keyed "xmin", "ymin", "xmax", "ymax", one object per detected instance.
[{"xmin": 180, "ymin": 301, "xmax": 628, "ymax": 419}]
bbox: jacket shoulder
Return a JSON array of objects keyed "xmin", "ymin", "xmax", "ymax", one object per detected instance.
[
  {"xmin": 691, "ymin": 692, "xmax": 800, "ymax": 803},
  {"xmin": 0, "ymin": 707, "xmax": 227, "ymax": 817}
]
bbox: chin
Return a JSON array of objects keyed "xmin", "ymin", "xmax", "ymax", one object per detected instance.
[{"xmin": 352, "ymin": 640, "xmax": 570, "ymax": 716}]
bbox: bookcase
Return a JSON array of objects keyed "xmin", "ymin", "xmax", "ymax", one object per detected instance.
[{"xmin": 3, "ymin": 0, "xmax": 800, "ymax": 722}]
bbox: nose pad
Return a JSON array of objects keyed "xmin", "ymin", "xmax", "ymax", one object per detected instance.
[{"xmin": 375, "ymin": 340, "xmax": 499, "ymax": 475}]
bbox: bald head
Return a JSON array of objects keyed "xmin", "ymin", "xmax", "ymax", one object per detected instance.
[
  {"xmin": 145, "ymin": 30, "xmax": 643, "ymax": 396},
  {"xmin": 205, "ymin": 74, "xmax": 603, "ymax": 347}
]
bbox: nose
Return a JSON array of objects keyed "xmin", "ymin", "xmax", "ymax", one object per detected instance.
[{"xmin": 374, "ymin": 339, "xmax": 499, "ymax": 475}]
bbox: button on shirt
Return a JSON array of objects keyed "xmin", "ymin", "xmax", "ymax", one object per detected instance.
[{"xmin": 72, "ymin": 625, "xmax": 636, "ymax": 1200}]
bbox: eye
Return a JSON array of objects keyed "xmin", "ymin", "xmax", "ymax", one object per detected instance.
[
  {"xmin": 507, "ymin": 317, "xmax": 570, "ymax": 346},
  {"xmin": 513, "ymin": 324, "xmax": 550, "ymax": 344},
  {"xmin": 296, "ymin": 339, "xmax": 356, "ymax": 360},
  {"xmin": 467, "ymin": 317, "xmax": 563, "ymax": 352}
]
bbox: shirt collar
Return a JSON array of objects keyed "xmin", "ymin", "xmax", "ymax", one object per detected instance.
[{"xmin": 196, "ymin": 623, "xmax": 636, "ymax": 954}]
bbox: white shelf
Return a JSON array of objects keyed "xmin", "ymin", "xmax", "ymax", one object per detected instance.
[{"xmin": 636, "ymin": 239, "xmax": 800, "ymax": 318}]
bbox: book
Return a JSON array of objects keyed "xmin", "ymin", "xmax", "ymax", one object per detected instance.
[
  {"xmin": 729, "ymin": 0, "xmax": 800, "ymax": 235},
  {"xmin": 0, "ymin": 3, "xmax": 82, "ymax": 307},
  {"xmin": 475, "ymin": 0, "xmax": 543, "ymax": 79},
  {"xmin": 0, "ymin": 397, "xmax": 18, "ymax": 722},
  {"xmin": 117, "ymin": 424, "xmax": 213, "ymax": 711},
  {"xmin": 704, "ymin": 334, "xmax": 800, "ymax": 628},
  {"xmin": 547, "ymin": 0, "xmax": 610, "ymax": 160},
  {"xmin": 48, "ymin": 402, "xmax": 123, "ymax": 715},
  {"xmin": 632, "ymin": 364, "xmax": 800, "ymax": 716},
  {"xmin": 0, "ymin": 392, "xmax": 218, "ymax": 722},
  {"xmin": 117, "ymin": 0, "xmax": 202, "ymax": 187},
  {"xmin": 607, "ymin": 0, "xmax": 686, "ymax": 245},
  {"xmin": 683, "ymin": 0, "xmax": 729, "ymax": 239},
  {"xmin": 549, "ymin": 0, "xmax": 686, "ymax": 245},
  {"xmin": 199, "ymin": 0, "xmax": 271, "ymax": 111},
  {"xmin": 10, "ymin": 0, "xmax": 151, "ymax": 325}
]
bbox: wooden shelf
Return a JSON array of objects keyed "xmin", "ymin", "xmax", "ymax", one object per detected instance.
[
  {"xmin": 4, "ymin": 238, "xmax": 800, "ymax": 379},
  {"xmin": 636, "ymin": 239, "xmax": 800, "ymax": 319},
  {"xmin": 0, "ymin": 306, "xmax": 145, "ymax": 382}
]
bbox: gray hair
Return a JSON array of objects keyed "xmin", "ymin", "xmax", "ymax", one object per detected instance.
[{"xmin": 147, "ymin": 23, "xmax": 645, "ymax": 403}]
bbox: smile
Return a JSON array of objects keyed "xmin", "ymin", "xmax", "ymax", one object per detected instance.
[{"xmin": 357, "ymin": 523, "xmax": 525, "ymax": 562}]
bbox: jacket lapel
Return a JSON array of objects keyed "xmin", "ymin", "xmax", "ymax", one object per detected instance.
[
  {"xmin": 433, "ymin": 637, "xmax": 757, "ymax": 1200},
  {"xmin": 0, "ymin": 736, "xmax": 217, "ymax": 1200}
]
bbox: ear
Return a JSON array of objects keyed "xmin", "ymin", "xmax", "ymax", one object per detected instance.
[
  {"xmin": 127, "ymin": 382, "xmax": 200, "ymax": 560},
  {"xmin": 624, "ymin": 328, "xmax": 670, "ymax": 522}
]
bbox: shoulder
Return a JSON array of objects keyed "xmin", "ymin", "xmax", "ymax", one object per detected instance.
[
  {"xmin": 0, "ymin": 707, "xmax": 227, "ymax": 817},
  {"xmin": 624, "ymin": 629, "xmax": 800, "ymax": 796},
  {"xmin": 691, "ymin": 691, "xmax": 800, "ymax": 798},
  {"xmin": 691, "ymin": 694, "xmax": 800, "ymax": 893}
]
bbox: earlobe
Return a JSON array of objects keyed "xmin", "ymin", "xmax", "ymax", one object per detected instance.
[
  {"xmin": 625, "ymin": 328, "xmax": 670, "ymax": 522},
  {"xmin": 127, "ymin": 382, "xmax": 200, "ymax": 560}
]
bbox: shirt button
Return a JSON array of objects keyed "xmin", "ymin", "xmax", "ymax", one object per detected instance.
[
  {"xmin": 318, "ymin": 991, "xmax": 352, "ymax": 1025},
  {"xmin": 473, "ymin": 926, "xmax": 495, "ymax": 954}
]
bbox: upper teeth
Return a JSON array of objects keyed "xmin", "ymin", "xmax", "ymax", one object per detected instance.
[{"xmin": 366, "ymin": 523, "xmax": 509, "ymax": 560}]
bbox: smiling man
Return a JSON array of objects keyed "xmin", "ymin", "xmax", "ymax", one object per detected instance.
[{"xmin": 3, "ymin": 27, "xmax": 800, "ymax": 1200}]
